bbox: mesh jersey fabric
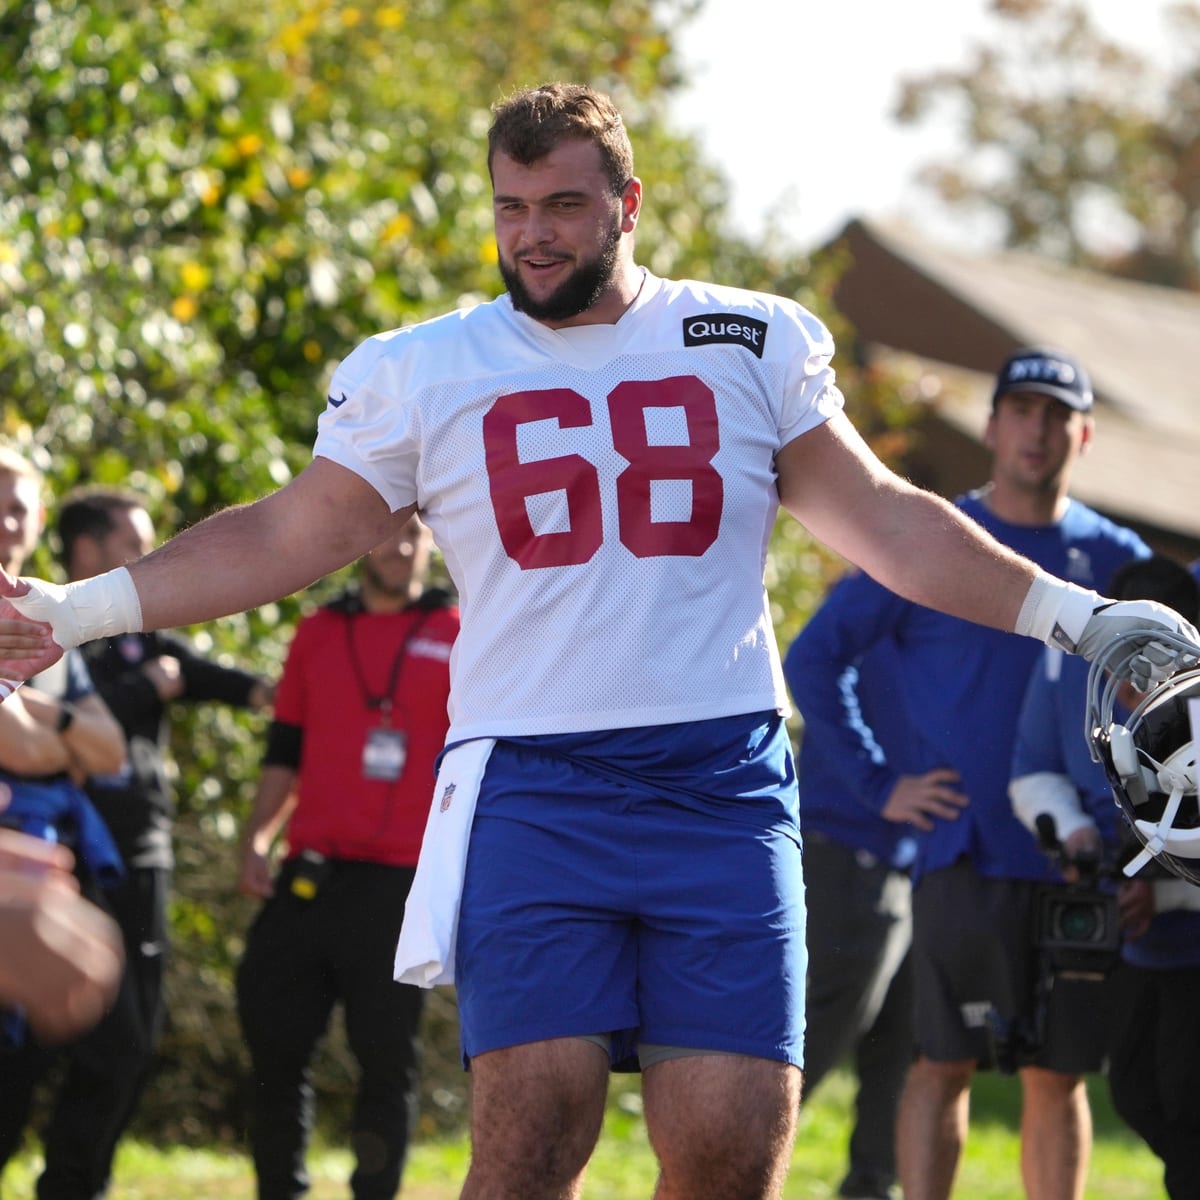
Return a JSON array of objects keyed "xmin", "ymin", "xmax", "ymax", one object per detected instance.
[{"xmin": 314, "ymin": 271, "xmax": 843, "ymax": 741}]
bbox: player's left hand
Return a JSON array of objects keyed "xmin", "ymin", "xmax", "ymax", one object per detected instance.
[{"xmin": 1074, "ymin": 599, "xmax": 1200, "ymax": 690}]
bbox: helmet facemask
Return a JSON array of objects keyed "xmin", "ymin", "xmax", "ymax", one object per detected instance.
[{"xmin": 1088, "ymin": 630, "xmax": 1200, "ymax": 885}]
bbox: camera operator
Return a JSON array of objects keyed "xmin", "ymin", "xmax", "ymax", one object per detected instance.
[{"xmin": 1010, "ymin": 554, "xmax": 1200, "ymax": 1200}]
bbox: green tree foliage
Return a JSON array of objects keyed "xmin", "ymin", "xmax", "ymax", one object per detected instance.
[
  {"xmin": 0, "ymin": 0, "xmax": 898, "ymax": 1144},
  {"xmin": 895, "ymin": 0, "xmax": 1200, "ymax": 289}
]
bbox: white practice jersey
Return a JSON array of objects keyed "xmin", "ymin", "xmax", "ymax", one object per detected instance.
[{"xmin": 315, "ymin": 270, "xmax": 843, "ymax": 741}]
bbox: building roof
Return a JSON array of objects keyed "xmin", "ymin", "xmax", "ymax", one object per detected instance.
[{"xmin": 830, "ymin": 217, "xmax": 1200, "ymax": 555}]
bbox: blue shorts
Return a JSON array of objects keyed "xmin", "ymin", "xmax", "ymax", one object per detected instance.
[{"xmin": 453, "ymin": 712, "xmax": 807, "ymax": 1070}]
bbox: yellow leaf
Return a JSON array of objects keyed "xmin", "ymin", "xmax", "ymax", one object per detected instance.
[
  {"xmin": 180, "ymin": 261, "xmax": 210, "ymax": 291},
  {"xmin": 382, "ymin": 213, "xmax": 414, "ymax": 241}
]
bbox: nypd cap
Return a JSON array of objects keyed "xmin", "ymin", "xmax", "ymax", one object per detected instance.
[{"xmin": 992, "ymin": 347, "xmax": 1093, "ymax": 412}]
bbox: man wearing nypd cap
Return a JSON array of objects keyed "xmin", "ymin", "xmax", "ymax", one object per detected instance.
[{"xmin": 793, "ymin": 347, "xmax": 1152, "ymax": 1200}]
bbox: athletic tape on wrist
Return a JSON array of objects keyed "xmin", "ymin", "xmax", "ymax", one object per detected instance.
[
  {"xmin": 1013, "ymin": 571, "xmax": 1099, "ymax": 652},
  {"xmin": 66, "ymin": 566, "xmax": 144, "ymax": 641},
  {"xmin": 9, "ymin": 566, "xmax": 143, "ymax": 651}
]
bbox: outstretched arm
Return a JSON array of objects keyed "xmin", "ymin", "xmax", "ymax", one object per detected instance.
[
  {"xmin": 777, "ymin": 413, "xmax": 1038, "ymax": 630},
  {"xmin": 130, "ymin": 457, "xmax": 404, "ymax": 630},
  {"xmin": 777, "ymin": 414, "xmax": 1200, "ymax": 684},
  {"xmin": 0, "ymin": 459, "xmax": 411, "ymax": 689}
]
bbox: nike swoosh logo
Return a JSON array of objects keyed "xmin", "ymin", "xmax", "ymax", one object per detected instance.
[{"xmin": 328, "ymin": 391, "xmax": 349, "ymax": 408}]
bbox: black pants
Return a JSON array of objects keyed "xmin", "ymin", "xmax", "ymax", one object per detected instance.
[
  {"xmin": 1107, "ymin": 960, "xmax": 1200, "ymax": 1200},
  {"xmin": 237, "ymin": 859, "xmax": 426, "ymax": 1200},
  {"xmin": 801, "ymin": 831, "xmax": 913, "ymax": 1193},
  {"xmin": 0, "ymin": 867, "xmax": 168, "ymax": 1200}
]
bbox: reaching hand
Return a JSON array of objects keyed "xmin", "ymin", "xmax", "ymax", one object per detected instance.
[
  {"xmin": 1074, "ymin": 599, "xmax": 1200, "ymax": 690},
  {"xmin": 0, "ymin": 568, "xmax": 62, "ymax": 699}
]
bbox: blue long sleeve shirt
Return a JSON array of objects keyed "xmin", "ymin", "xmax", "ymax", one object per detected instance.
[
  {"xmin": 786, "ymin": 582, "xmax": 927, "ymax": 869},
  {"xmin": 785, "ymin": 491, "xmax": 1148, "ymax": 883}
]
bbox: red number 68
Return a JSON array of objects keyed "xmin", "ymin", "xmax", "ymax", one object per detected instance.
[{"xmin": 483, "ymin": 375, "xmax": 724, "ymax": 569}]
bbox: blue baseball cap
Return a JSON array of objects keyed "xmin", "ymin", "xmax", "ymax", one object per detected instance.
[{"xmin": 992, "ymin": 347, "xmax": 1093, "ymax": 412}]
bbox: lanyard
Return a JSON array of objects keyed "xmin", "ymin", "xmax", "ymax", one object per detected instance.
[{"xmin": 343, "ymin": 606, "xmax": 435, "ymax": 725}]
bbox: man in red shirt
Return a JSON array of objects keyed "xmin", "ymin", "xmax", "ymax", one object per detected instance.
[{"xmin": 236, "ymin": 514, "xmax": 457, "ymax": 1200}]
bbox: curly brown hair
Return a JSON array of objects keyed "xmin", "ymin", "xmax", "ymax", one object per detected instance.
[{"xmin": 487, "ymin": 82, "xmax": 634, "ymax": 197}]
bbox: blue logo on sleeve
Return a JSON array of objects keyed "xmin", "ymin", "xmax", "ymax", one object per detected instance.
[{"xmin": 328, "ymin": 391, "xmax": 349, "ymax": 408}]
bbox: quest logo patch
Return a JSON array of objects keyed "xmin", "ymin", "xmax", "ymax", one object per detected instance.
[{"xmin": 682, "ymin": 314, "xmax": 768, "ymax": 359}]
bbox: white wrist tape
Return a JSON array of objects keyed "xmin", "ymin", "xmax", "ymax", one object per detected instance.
[
  {"xmin": 8, "ymin": 567, "xmax": 143, "ymax": 651},
  {"xmin": 1013, "ymin": 572, "xmax": 1100, "ymax": 653}
]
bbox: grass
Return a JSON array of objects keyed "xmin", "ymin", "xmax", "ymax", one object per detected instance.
[{"xmin": 2, "ymin": 1068, "xmax": 1163, "ymax": 1198}]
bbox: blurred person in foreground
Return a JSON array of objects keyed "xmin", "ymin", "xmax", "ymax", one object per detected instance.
[
  {"xmin": 35, "ymin": 485, "xmax": 275, "ymax": 1196},
  {"xmin": 0, "ymin": 828, "xmax": 123, "ymax": 1043},
  {"xmin": 0, "ymin": 450, "xmax": 129, "ymax": 1199},
  {"xmin": 0, "ymin": 86, "xmax": 1195, "ymax": 1200}
]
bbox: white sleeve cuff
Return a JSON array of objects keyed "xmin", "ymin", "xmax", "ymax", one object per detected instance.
[{"xmin": 1009, "ymin": 771, "xmax": 1095, "ymax": 841}]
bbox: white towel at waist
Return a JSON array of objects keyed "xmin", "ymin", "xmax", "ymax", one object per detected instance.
[{"xmin": 393, "ymin": 737, "xmax": 495, "ymax": 987}]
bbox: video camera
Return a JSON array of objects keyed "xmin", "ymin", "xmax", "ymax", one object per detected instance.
[
  {"xmin": 1032, "ymin": 814, "xmax": 1120, "ymax": 979},
  {"xmin": 986, "ymin": 815, "xmax": 1120, "ymax": 1073}
]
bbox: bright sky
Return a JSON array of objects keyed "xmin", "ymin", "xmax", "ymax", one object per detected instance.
[{"xmin": 669, "ymin": 0, "xmax": 1178, "ymax": 252}]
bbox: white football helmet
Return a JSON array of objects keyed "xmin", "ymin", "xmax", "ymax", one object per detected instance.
[{"xmin": 1089, "ymin": 628, "xmax": 1200, "ymax": 884}]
